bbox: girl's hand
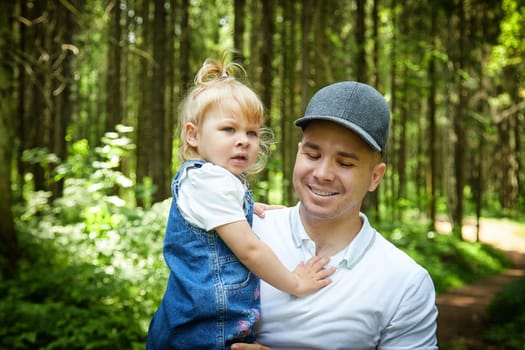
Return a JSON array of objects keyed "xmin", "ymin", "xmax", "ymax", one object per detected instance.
[
  {"xmin": 291, "ymin": 256, "xmax": 336, "ymax": 297},
  {"xmin": 253, "ymin": 202, "xmax": 285, "ymax": 218},
  {"xmin": 231, "ymin": 342, "xmax": 271, "ymax": 350}
]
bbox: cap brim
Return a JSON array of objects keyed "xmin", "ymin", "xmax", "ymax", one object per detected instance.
[{"xmin": 294, "ymin": 115, "xmax": 382, "ymax": 152}]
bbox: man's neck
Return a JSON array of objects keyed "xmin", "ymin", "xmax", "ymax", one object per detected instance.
[{"xmin": 300, "ymin": 210, "xmax": 363, "ymax": 257}]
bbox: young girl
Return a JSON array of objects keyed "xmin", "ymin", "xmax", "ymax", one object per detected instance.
[{"xmin": 146, "ymin": 55, "xmax": 335, "ymax": 350}]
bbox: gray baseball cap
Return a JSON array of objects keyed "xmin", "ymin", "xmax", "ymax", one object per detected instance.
[{"xmin": 295, "ymin": 81, "xmax": 391, "ymax": 154}]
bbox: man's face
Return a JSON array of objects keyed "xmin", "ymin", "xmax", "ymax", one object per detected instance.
[{"xmin": 293, "ymin": 120, "xmax": 386, "ymax": 221}]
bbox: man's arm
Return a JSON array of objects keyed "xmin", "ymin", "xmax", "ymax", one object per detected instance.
[{"xmin": 378, "ymin": 270, "xmax": 438, "ymax": 349}]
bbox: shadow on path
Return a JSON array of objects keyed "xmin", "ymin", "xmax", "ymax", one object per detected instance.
[{"xmin": 435, "ymin": 219, "xmax": 525, "ymax": 349}]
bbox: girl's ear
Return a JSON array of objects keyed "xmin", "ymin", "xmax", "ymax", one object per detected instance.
[{"xmin": 185, "ymin": 122, "xmax": 199, "ymax": 147}]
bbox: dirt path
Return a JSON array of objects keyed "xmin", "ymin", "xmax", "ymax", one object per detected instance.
[{"xmin": 435, "ymin": 219, "xmax": 525, "ymax": 349}]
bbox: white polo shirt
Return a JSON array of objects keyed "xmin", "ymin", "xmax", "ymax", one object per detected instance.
[{"xmin": 252, "ymin": 204, "xmax": 438, "ymax": 350}]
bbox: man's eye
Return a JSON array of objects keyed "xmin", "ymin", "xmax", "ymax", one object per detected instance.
[
  {"xmin": 305, "ymin": 153, "xmax": 320, "ymax": 160},
  {"xmin": 340, "ymin": 163, "xmax": 355, "ymax": 168}
]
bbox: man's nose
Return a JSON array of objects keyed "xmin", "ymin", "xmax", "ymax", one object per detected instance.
[{"xmin": 313, "ymin": 159, "xmax": 335, "ymax": 181}]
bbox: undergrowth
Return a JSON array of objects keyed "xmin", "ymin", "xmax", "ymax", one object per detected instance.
[
  {"xmin": 0, "ymin": 128, "xmax": 517, "ymax": 349},
  {"xmin": 485, "ymin": 274, "xmax": 525, "ymax": 349}
]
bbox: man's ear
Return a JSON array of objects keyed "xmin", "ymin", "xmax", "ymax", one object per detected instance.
[
  {"xmin": 185, "ymin": 122, "xmax": 199, "ymax": 147},
  {"xmin": 368, "ymin": 162, "xmax": 386, "ymax": 192}
]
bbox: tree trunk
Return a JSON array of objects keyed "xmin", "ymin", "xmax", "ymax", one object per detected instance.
[
  {"xmin": 279, "ymin": 0, "xmax": 298, "ymax": 205},
  {"xmin": 136, "ymin": 1, "xmax": 153, "ymax": 207},
  {"xmin": 472, "ymin": 7, "xmax": 491, "ymax": 241},
  {"xmin": 506, "ymin": 66, "xmax": 520, "ymax": 213},
  {"xmin": 247, "ymin": 1, "xmax": 262, "ymax": 88},
  {"xmin": 256, "ymin": 0, "xmax": 275, "ymax": 203},
  {"xmin": 233, "ymin": 0, "xmax": 245, "ymax": 65},
  {"xmin": 372, "ymin": 0, "xmax": 379, "ymax": 87},
  {"xmin": 165, "ymin": 0, "xmax": 176, "ymax": 184},
  {"xmin": 51, "ymin": 1, "xmax": 77, "ymax": 199},
  {"xmin": 452, "ymin": 0, "xmax": 466, "ymax": 239},
  {"xmin": 366, "ymin": 0, "xmax": 380, "ymax": 220},
  {"xmin": 24, "ymin": 0, "xmax": 51, "ymax": 192},
  {"xmin": 300, "ymin": 0, "xmax": 314, "ymax": 110},
  {"xmin": 388, "ymin": 0, "xmax": 398, "ymax": 221},
  {"xmin": 15, "ymin": 1, "xmax": 28, "ymax": 204},
  {"xmin": 397, "ymin": 67, "xmax": 408, "ymax": 202},
  {"xmin": 179, "ymin": 0, "xmax": 190, "ymax": 90},
  {"xmin": 151, "ymin": 0, "xmax": 168, "ymax": 202},
  {"xmin": 106, "ymin": 0, "xmax": 123, "ymax": 133},
  {"xmin": 0, "ymin": 0, "xmax": 20, "ymax": 274},
  {"xmin": 428, "ymin": 1, "xmax": 437, "ymax": 230},
  {"xmin": 355, "ymin": 0, "xmax": 367, "ymax": 82},
  {"xmin": 497, "ymin": 66, "xmax": 520, "ymax": 214}
]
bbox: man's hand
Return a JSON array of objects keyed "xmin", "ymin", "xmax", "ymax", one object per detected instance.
[{"xmin": 231, "ymin": 342, "xmax": 271, "ymax": 350}]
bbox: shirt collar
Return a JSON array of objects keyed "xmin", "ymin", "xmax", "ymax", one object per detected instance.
[{"xmin": 290, "ymin": 203, "xmax": 376, "ymax": 270}]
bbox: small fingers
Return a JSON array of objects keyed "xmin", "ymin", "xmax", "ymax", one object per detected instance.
[
  {"xmin": 231, "ymin": 343, "xmax": 271, "ymax": 350},
  {"xmin": 317, "ymin": 266, "xmax": 336, "ymax": 278},
  {"xmin": 253, "ymin": 203, "xmax": 266, "ymax": 218},
  {"xmin": 305, "ymin": 255, "xmax": 331, "ymax": 270},
  {"xmin": 253, "ymin": 203, "xmax": 286, "ymax": 218},
  {"xmin": 303, "ymin": 256, "xmax": 336, "ymax": 284}
]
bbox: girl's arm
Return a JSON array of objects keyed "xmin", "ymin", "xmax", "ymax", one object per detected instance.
[{"xmin": 215, "ymin": 220, "xmax": 335, "ymax": 297}]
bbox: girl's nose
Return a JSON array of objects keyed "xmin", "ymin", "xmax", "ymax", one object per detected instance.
[{"xmin": 236, "ymin": 133, "xmax": 249, "ymax": 146}]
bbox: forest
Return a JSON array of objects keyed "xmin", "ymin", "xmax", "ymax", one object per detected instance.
[{"xmin": 0, "ymin": 0, "xmax": 524, "ymax": 349}]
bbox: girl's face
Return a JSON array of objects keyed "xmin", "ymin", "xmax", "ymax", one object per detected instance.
[{"xmin": 185, "ymin": 100, "xmax": 261, "ymax": 176}]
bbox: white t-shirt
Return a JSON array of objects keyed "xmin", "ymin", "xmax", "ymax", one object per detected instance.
[
  {"xmin": 177, "ymin": 163, "xmax": 247, "ymax": 231},
  {"xmin": 252, "ymin": 204, "xmax": 438, "ymax": 350}
]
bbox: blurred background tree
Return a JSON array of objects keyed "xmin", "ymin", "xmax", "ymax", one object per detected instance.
[
  {"xmin": 2, "ymin": 0, "xmax": 524, "ymax": 267},
  {"xmin": 1, "ymin": 1, "xmax": 524, "ymax": 348}
]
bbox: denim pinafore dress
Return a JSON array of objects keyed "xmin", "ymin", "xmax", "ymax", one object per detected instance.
[{"xmin": 147, "ymin": 160, "xmax": 260, "ymax": 350}]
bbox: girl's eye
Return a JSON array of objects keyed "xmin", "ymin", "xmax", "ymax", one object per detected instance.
[
  {"xmin": 222, "ymin": 127, "xmax": 235, "ymax": 133},
  {"xmin": 247, "ymin": 130, "xmax": 258, "ymax": 137}
]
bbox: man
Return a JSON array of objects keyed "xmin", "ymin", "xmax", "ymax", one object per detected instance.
[{"xmin": 232, "ymin": 81, "xmax": 438, "ymax": 350}]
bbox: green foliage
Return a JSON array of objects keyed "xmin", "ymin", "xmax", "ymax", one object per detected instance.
[
  {"xmin": 380, "ymin": 221, "xmax": 512, "ymax": 294},
  {"xmin": 438, "ymin": 339, "xmax": 468, "ymax": 350},
  {"xmin": 485, "ymin": 274, "xmax": 525, "ymax": 349},
  {"xmin": 1, "ymin": 129, "xmax": 168, "ymax": 349},
  {"xmin": 1, "ymin": 127, "xmax": 517, "ymax": 348},
  {"xmin": 490, "ymin": 0, "xmax": 525, "ymax": 71},
  {"xmin": 0, "ymin": 245, "xmax": 144, "ymax": 349},
  {"xmin": 22, "ymin": 148, "xmax": 61, "ymax": 167}
]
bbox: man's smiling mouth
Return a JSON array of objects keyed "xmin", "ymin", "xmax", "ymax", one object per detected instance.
[{"xmin": 309, "ymin": 186, "xmax": 338, "ymax": 196}]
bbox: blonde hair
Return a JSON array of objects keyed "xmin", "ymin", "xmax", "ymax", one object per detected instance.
[{"xmin": 177, "ymin": 54, "xmax": 272, "ymax": 175}]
